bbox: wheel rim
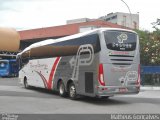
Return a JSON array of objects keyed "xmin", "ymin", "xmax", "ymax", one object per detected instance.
[
  {"xmin": 59, "ymin": 83, "xmax": 64, "ymax": 95},
  {"xmin": 70, "ymin": 85, "xmax": 76, "ymax": 98}
]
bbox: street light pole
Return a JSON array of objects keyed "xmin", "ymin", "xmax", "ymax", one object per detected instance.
[{"xmin": 120, "ymin": 0, "xmax": 132, "ymax": 28}]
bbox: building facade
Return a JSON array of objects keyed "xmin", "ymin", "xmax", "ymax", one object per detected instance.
[
  {"xmin": 19, "ymin": 20, "xmax": 128, "ymax": 50},
  {"xmin": 99, "ymin": 12, "xmax": 139, "ymax": 29}
]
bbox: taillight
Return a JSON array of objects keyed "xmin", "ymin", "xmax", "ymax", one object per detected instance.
[
  {"xmin": 136, "ymin": 64, "xmax": 141, "ymax": 86},
  {"xmin": 98, "ymin": 64, "xmax": 105, "ymax": 86}
]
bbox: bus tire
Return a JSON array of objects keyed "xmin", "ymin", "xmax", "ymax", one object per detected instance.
[
  {"xmin": 68, "ymin": 83, "xmax": 77, "ymax": 100},
  {"xmin": 58, "ymin": 81, "xmax": 66, "ymax": 97},
  {"xmin": 24, "ymin": 77, "xmax": 29, "ymax": 89}
]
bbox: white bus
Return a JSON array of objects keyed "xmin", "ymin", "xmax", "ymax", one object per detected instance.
[{"xmin": 17, "ymin": 28, "xmax": 140, "ymax": 99}]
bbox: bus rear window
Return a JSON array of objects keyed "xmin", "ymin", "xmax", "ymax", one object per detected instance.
[{"xmin": 104, "ymin": 31, "xmax": 137, "ymax": 51}]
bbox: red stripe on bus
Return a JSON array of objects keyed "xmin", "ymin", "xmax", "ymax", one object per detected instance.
[
  {"xmin": 47, "ymin": 57, "xmax": 61, "ymax": 90},
  {"xmin": 35, "ymin": 71, "xmax": 48, "ymax": 89}
]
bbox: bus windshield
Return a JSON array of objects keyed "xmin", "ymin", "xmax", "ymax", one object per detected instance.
[
  {"xmin": 104, "ymin": 30, "xmax": 137, "ymax": 51},
  {"xmin": 0, "ymin": 61, "xmax": 8, "ymax": 69}
]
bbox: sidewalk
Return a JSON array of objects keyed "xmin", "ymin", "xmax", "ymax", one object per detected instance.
[
  {"xmin": 121, "ymin": 90, "xmax": 160, "ymax": 99},
  {"xmin": 140, "ymin": 86, "xmax": 160, "ymax": 91},
  {"xmin": 120, "ymin": 87, "xmax": 160, "ymax": 99}
]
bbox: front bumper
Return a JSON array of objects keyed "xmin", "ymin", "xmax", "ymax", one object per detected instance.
[{"xmin": 0, "ymin": 73, "xmax": 9, "ymax": 77}]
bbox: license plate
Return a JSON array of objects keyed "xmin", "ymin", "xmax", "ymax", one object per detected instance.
[{"xmin": 119, "ymin": 88, "xmax": 128, "ymax": 92}]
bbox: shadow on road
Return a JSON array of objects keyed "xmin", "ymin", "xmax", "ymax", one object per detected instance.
[
  {"xmin": 21, "ymin": 86, "xmax": 128, "ymax": 105},
  {"xmin": 76, "ymin": 96, "xmax": 129, "ymax": 105},
  {"xmin": 26, "ymin": 87, "xmax": 129, "ymax": 105}
]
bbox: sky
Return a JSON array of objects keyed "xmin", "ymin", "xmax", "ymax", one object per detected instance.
[{"xmin": 0, "ymin": 0, "xmax": 160, "ymax": 31}]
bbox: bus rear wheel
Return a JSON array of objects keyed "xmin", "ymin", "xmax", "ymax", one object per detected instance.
[
  {"xmin": 68, "ymin": 83, "xmax": 77, "ymax": 99},
  {"xmin": 58, "ymin": 81, "xmax": 66, "ymax": 97}
]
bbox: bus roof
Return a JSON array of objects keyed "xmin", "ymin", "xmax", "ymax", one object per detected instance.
[{"xmin": 18, "ymin": 28, "xmax": 136, "ymax": 56}]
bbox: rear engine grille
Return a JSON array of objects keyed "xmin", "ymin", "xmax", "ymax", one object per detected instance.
[{"xmin": 109, "ymin": 55, "xmax": 134, "ymax": 66}]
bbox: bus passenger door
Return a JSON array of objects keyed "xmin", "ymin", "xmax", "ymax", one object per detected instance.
[{"xmin": 28, "ymin": 60, "xmax": 40, "ymax": 86}]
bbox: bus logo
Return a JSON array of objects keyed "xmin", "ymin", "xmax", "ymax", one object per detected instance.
[
  {"xmin": 119, "ymin": 71, "xmax": 138, "ymax": 86},
  {"xmin": 70, "ymin": 44, "xmax": 94, "ymax": 81},
  {"xmin": 117, "ymin": 33, "xmax": 128, "ymax": 43}
]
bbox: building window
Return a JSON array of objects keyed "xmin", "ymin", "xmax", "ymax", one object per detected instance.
[
  {"xmin": 105, "ymin": 15, "xmax": 117, "ymax": 21},
  {"xmin": 123, "ymin": 15, "xmax": 126, "ymax": 27},
  {"xmin": 133, "ymin": 21, "xmax": 137, "ymax": 29},
  {"xmin": 111, "ymin": 15, "xmax": 117, "ymax": 20}
]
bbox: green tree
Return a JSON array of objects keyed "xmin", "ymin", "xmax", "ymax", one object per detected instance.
[{"xmin": 136, "ymin": 29, "xmax": 160, "ymax": 65}]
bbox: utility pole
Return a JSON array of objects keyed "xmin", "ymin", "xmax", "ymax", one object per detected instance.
[{"xmin": 120, "ymin": 0, "xmax": 132, "ymax": 28}]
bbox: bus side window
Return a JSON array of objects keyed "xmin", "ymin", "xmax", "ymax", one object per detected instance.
[
  {"xmin": 16, "ymin": 56, "xmax": 22, "ymax": 70},
  {"xmin": 17, "ymin": 56, "xmax": 29, "ymax": 70},
  {"xmin": 22, "ymin": 58, "xmax": 29, "ymax": 66}
]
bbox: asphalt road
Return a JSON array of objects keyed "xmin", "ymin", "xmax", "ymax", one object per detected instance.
[{"xmin": 0, "ymin": 78, "xmax": 160, "ymax": 115}]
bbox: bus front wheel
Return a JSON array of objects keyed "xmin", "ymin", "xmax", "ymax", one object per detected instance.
[
  {"xmin": 58, "ymin": 81, "xmax": 66, "ymax": 97},
  {"xmin": 24, "ymin": 77, "xmax": 29, "ymax": 89},
  {"xmin": 68, "ymin": 83, "xmax": 77, "ymax": 99}
]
